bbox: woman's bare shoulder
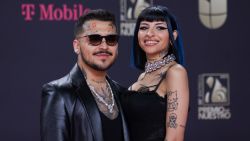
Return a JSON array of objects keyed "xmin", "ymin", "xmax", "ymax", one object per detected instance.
[{"xmin": 166, "ymin": 64, "xmax": 187, "ymax": 79}]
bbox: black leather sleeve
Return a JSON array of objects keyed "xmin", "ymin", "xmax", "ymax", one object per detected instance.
[{"xmin": 40, "ymin": 83, "xmax": 70, "ymax": 141}]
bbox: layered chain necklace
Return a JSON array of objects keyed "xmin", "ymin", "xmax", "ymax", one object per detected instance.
[
  {"xmin": 86, "ymin": 79, "xmax": 115, "ymax": 113},
  {"xmin": 145, "ymin": 54, "xmax": 176, "ymax": 73}
]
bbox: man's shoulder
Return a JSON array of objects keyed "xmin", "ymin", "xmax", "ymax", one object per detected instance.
[
  {"xmin": 43, "ymin": 74, "xmax": 72, "ymax": 90},
  {"xmin": 41, "ymin": 73, "xmax": 76, "ymax": 99},
  {"xmin": 41, "ymin": 74, "xmax": 79, "ymax": 107},
  {"xmin": 41, "ymin": 74, "xmax": 79, "ymax": 117}
]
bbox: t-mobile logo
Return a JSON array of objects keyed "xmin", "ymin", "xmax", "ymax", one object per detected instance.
[
  {"xmin": 21, "ymin": 4, "xmax": 35, "ymax": 21},
  {"xmin": 20, "ymin": 3, "xmax": 90, "ymax": 21}
]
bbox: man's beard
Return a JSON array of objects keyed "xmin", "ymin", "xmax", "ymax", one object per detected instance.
[{"xmin": 80, "ymin": 51, "xmax": 117, "ymax": 71}]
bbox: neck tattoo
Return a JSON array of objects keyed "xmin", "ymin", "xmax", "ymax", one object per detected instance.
[
  {"xmin": 145, "ymin": 54, "xmax": 176, "ymax": 73},
  {"xmin": 90, "ymin": 79, "xmax": 106, "ymax": 84},
  {"xmin": 86, "ymin": 78, "xmax": 115, "ymax": 113}
]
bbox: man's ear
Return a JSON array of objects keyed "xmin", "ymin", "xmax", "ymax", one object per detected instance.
[
  {"xmin": 173, "ymin": 30, "xmax": 178, "ymax": 40},
  {"xmin": 73, "ymin": 39, "xmax": 80, "ymax": 54}
]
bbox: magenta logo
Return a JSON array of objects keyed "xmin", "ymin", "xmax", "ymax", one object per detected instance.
[
  {"xmin": 21, "ymin": 4, "xmax": 35, "ymax": 21},
  {"xmin": 21, "ymin": 3, "xmax": 91, "ymax": 21}
]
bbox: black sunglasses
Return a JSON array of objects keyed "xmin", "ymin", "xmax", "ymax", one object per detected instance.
[{"xmin": 78, "ymin": 34, "xmax": 119, "ymax": 46}]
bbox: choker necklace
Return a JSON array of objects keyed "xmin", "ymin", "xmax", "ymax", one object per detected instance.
[
  {"xmin": 86, "ymin": 79, "xmax": 115, "ymax": 113},
  {"xmin": 145, "ymin": 54, "xmax": 176, "ymax": 73}
]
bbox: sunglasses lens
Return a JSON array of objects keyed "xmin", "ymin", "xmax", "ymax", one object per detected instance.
[
  {"xmin": 106, "ymin": 35, "xmax": 119, "ymax": 46},
  {"xmin": 88, "ymin": 35, "xmax": 102, "ymax": 46},
  {"xmin": 87, "ymin": 34, "xmax": 119, "ymax": 46}
]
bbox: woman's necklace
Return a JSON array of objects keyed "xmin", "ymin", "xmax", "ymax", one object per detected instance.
[
  {"xmin": 86, "ymin": 79, "xmax": 115, "ymax": 113},
  {"xmin": 145, "ymin": 54, "xmax": 176, "ymax": 73}
]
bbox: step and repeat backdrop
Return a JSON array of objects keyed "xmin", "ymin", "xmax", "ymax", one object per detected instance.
[{"xmin": 1, "ymin": 0, "xmax": 249, "ymax": 140}]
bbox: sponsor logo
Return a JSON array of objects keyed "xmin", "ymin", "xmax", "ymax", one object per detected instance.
[
  {"xmin": 198, "ymin": 0, "xmax": 227, "ymax": 29},
  {"xmin": 198, "ymin": 73, "xmax": 231, "ymax": 120},
  {"xmin": 21, "ymin": 3, "xmax": 90, "ymax": 21},
  {"xmin": 120, "ymin": 0, "xmax": 153, "ymax": 36}
]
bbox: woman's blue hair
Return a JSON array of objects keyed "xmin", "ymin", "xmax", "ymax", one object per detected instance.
[{"xmin": 130, "ymin": 5, "xmax": 185, "ymax": 70}]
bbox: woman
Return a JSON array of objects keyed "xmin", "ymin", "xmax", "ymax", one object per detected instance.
[{"xmin": 121, "ymin": 5, "xmax": 189, "ymax": 141}]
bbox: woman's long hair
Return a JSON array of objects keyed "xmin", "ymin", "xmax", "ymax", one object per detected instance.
[{"xmin": 131, "ymin": 5, "xmax": 185, "ymax": 70}]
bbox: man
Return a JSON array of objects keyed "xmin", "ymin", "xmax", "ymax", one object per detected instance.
[{"xmin": 40, "ymin": 9, "xmax": 129, "ymax": 141}]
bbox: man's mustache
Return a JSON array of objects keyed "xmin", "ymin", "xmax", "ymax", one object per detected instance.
[{"xmin": 93, "ymin": 51, "xmax": 113, "ymax": 55}]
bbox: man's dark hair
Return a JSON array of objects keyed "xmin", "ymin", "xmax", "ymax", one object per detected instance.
[{"xmin": 74, "ymin": 9, "xmax": 116, "ymax": 38}]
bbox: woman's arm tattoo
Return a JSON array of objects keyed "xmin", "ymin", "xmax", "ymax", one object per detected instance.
[
  {"xmin": 167, "ymin": 113, "xmax": 178, "ymax": 128},
  {"xmin": 167, "ymin": 90, "xmax": 179, "ymax": 129},
  {"xmin": 167, "ymin": 91, "xmax": 178, "ymax": 112}
]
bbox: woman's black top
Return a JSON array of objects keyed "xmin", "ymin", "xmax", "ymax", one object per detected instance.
[{"xmin": 121, "ymin": 81, "xmax": 167, "ymax": 141}]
